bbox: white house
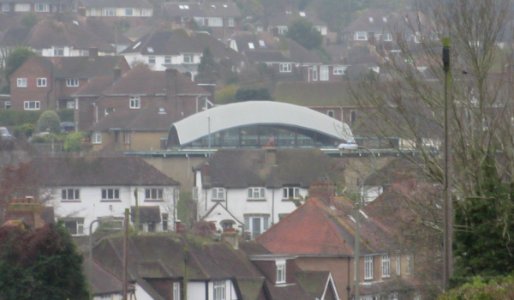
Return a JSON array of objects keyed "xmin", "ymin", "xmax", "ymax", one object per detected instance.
[
  {"xmin": 31, "ymin": 156, "xmax": 180, "ymax": 235},
  {"xmin": 78, "ymin": 0, "xmax": 153, "ymax": 17},
  {"xmin": 193, "ymin": 148, "xmax": 341, "ymax": 239}
]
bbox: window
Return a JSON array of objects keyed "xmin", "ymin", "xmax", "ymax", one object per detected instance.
[
  {"xmin": 35, "ymin": 3, "xmax": 49, "ymax": 12},
  {"xmin": 183, "ymin": 54, "xmax": 194, "ymax": 64},
  {"xmin": 364, "ymin": 256, "xmax": 373, "ymax": 280},
  {"xmin": 396, "ymin": 255, "xmax": 401, "ymax": 275},
  {"xmin": 276, "ymin": 260, "xmax": 286, "ymax": 284},
  {"xmin": 61, "ymin": 218, "xmax": 84, "ymax": 235},
  {"xmin": 162, "ymin": 213, "xmax": 169, "ymax": 231},
  {"xmin": 244, "ymin": 215, "xmax": 269, "ymax": 239},
  {"xmin": 125, "ymin": 8, "xmax": 133, "ymax": 16},
  {"xmin": 320, "ymin": 65, "xmax": 329, "ymax": 81},
  {"xmin": 247, "ymin": 187, "xmax": 265, "ymax": 200},
  {"xmin": 148, "ymin": 56, "xmax": 155, "ymax": 64},
  {"xmin": 17, "ymin": 78, "xmax": 27, "ymax": 88},
  {"xmin": 333, "ymin": 66, "xmax": 345, "ymax": 75},
  {"xmin": 384, "ymin": 33, "xmax": 393, "ymax": 42},
  {"xmin": 123, "ymin": 132, "xmax": 131, "ymax": 145},
  {"xmin": 129, "ymin": 96, "xmax": 140, "ymax": 109},
  {"xmin": 228, "ymin": 18, "xmax": 235, "ymax": 27},
  {"xmin": 354, "ymin": 31, "xmax": 368, "ymax": 41},
  {"xmin": 66, "ymin": 101, "xmax": 76, "ymax": 110},
  {"xmin": 279, "ymin": 63, "xmax": 292, "ymax": 73},
  {"xmin": 104, "ymin": 107, "xmax": 115, "ymax": 116},
  {"xmin": 24, "ymin": 101, "xmax": 40, "ymax": 111},
  {"xmin": 282, "ymin": 187, "xmax": 299, "ymax": 200},
  {"xmin": 92, "ymin": 132, "xmax": 102, "ymax": 144},
  {"xmin": 66, "ymin": 79, "xmax": 79, "ymax": 87},
  {"xmin": 103, "ymin": 8, "xmax": 115, "ymax": 16},
  {"xmin": 326, "ymin": 110, "xmax": 335, "ymax": 118},
  {"xmin": 54, "ymin": 48, "xmax": 64, "ymax": 56},
  {"xmin": 213, "ymin": 281, "xmax": 225, "ymax": 300},
  {"xmin": 406, "ymin": 255, "xmax": 414, "ymax": 275},
  {"xmin": 145, "ymin": 188, "xmax": 163, "ymax": 201},
  {"xmin": 211, "ymin": 187, "xmax": 226, "ymax": 201},
  {"xmin": 164, "ymin": 56, "xmax": 171, "ymax": 64},
  {"xmin": 173, "ymin": 282, "xmax": 180, "ymax": 300},
  {"xmin": 61, "ymin": 188, "xmax": 80, "ymax": 201},
  {"xmin": 101, "ymin": 188, "xmax": 120, "ymax": 201},
  {"xmin": 36, "ymin": 77, "xmax": 47, "ymax": 87},
  {"xmin": 192, "ymin": 187, "xmax": 199, "ymax": 200},
  {"xmin": 382, "ymin": 255, "xmax": 390, "ymax": 278},
  {"xmin": 311, "ymin": 66, "xmax": 318, "ymax": 81}
]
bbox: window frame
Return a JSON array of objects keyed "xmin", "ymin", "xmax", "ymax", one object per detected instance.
[
  {"xmin": 101, "ymin": 188, "xmax": 120, "ymax": 201},
  {"xmin": 275, "ymin": 260, "xmax": 286, "ymax": 284},
  {"xmin": 211, "ymin": 187, "xmax": 226, "ymax": 201},
  {"xmin": 354, "ymin": 31, "xmax": 368, "ymax": 41},
  {"xmin": 244, "ymin": 214, "xmax": 269, "ymax": 239},
  {"xmin": 129, "ymin": 96, "xmax": 141, "ymax": 109},
  {"xmin": 148, "ymin": 56, "xmax": 156, "ymax": 64},
  {"xmin": 333, "ymin": 66, "xmax": 345, "ymax": 75},
  {"xmin": 382, "ymin": 254, "xmax": 390, "ymax": 278},
  {"xmin": 17, "ymin": 77, "xmax": 27, "ymax": 88},
  {"xmin": 35, "ymin": 3, "xmax": 49, "ymax": 12},
  {"xmin": 23, "ymin": 100, "xmax": 40, "ymax": 111},
  {"xmin": 282, "ymin": 186, "xmax": 300, "ymax": 200},
  {"xmin": 61, "ymin": 188, "xmax": 80, "ymax": 201},
  {"xmin": 173, "ymin": 281, "xmax": 180, "ymax": 300},
  {"xmin": 183, "ymin": 53, "xmax": 194, "ymax": 64},
  {"xmin": 279, "ymin": 63, "xmax": 292, "ymax": 73},
  {"xmin": 396, "ymin": 255, "xmax": 401, "ymax": 275},
  {"xmin": 247, "ymin": 187, "xmax": 266, "ymax": 201},
  {"xmin": 213, "ymin": 280, "xmax": 226, "ymax": 300},
  {"xmin": 145, "ymin": 188, "xmax": 164, "ymax": 201},
  {"xmin": 66, "ymin": 78, "xmax": 79, "ymax": 87},
  {"xmin": 92, "ymin": 132, "xmax": 102, "ymax": 144},
  {"xmin": 61, "ymin": 218, "xmax": 85, "ymax": 236},
  {"xmin": 36, "ymin": 77, "xmax": 47, "ymax": 87},
  {"xmin": 364, "ymin": 255, "xmax": 374, "ymax": 280}
]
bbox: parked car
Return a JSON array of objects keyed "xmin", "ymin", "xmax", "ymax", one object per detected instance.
[{"xmin": 0, "ymin": 127, "xmax": 14, "ymax": 140}]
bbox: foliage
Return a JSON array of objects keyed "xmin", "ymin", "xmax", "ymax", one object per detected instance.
[
  {"xmin": 57, "ymin": 109, "xmax": 74, "ymax": 122},
  {"xmin": 21, "ymin": 13, "xmax": 37, "ymax": 28},
  {"xmin": 4, "ymin": 47, "xmax": 36, "ymax": 86},
  {"xmin": 215, "ymin": 84, "xmax": 238, "ymax": 104},
  {"xmin": 286, "ymin": 18, "xmax": 323, "ymax": 50},
  {"xmin": 63, "ymin": 132, "xmax": 85, "ymax": 152},
  {"xmin": 196, "ymin": 48, "xmax": 219, "ymax": 84},
  {"xmin": 177, "ymin": 191, "xmax": 195, "ymax": 227},
  {"xmin": 234, "ymin": 87, "xmax": 272, "ymax": 101},
  {"xmin": 0, "ymin": 224, "xmax": 89, "ymax": 300},
  {"xmin": 13, "ymin": 123, "xmax": 34, "ymax": 138},
  {"xmin": 36, "ymin": 110, "xmax": 61, "ymax": 133},
  {"xmin": 0, "ymin": 111, "xmax": 41, "ymax": 126},
  {"xmin": 439, "ymin": 275, "xmax": 514, "ymax": 300}
]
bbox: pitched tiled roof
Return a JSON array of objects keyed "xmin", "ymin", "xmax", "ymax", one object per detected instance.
[
  {"xmin": 90, "ymin": 105, "xmax": 177, "ymax": 132},
  {"xmin": 103, "ymin": 65, "xmax": 208, "ymax": 96},
  {"xmin": 93, "ymin": 234, "xmax": 263, "ymax": 284},
  {"xmin": 125, "ymin": 30, "xmax": 202, "ymax": 55},
  {"xmin": 274, "ymin": 81, "xmax": 358, "ymax": 107},
  {"xmin": 200, "ymin": 149, "xmax": 340, "ymax": 189},
  {"xmin": 30, "ymin": 156, "xmax": 179, "ymax": 186},
  {"xmin": 84, "ymin": 258, "xmax": 123, "ymax": 296},
  {"xmin": 51, "ymin": 56, "xmax": 128, "ymax": 79},
  {"xmin": 257, "ymin": 197, "xmax": 398, "ymax": 255}
]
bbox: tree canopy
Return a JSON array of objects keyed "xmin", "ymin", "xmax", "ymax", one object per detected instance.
[
  {"xmin": 36, "ymin": 110, "xmax": 61, "ymax": 133},
  {"xmin": 286, "ymin": 18, "xmax": 323, "ymax": 50},
  {"xmin": 4, "ymin": 48, "xmax": 35, "ymax": 82},
  {"xmin": 0, "ymin": 223, "xmax": 89, "ymax": 300}
]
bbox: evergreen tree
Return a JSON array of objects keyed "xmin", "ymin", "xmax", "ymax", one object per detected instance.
[
  {"xmin": 0, "ymin": 223, "xmax": 89, "ymax": 300},
  {"xmin": 196, "ymin": 48, "xmax": 218, "ymax": 84},
  {"xmin": 287, "ymin": 18, "xmax": 323, "ymax": 50}
]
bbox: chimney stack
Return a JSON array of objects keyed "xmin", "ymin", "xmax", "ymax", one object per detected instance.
[{"xmin": 113, "ymin": 67, "xmax": 121, "ymax": 81}]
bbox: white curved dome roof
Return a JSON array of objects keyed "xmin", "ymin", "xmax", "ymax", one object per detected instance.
[{"xmin": 171, "ymin": 101, "xmax": 355, "ymax": 146}]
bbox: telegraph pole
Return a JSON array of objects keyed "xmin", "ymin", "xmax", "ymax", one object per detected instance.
[
  {"xmin": 122, "ymin": 209, "xmax": 129, "ymax": 300},
  {"xmin": 442, "ymin": 37, "xmax": 453, "ymax": 290}
]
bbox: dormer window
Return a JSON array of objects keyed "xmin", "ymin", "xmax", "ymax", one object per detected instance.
[
  {"xmin": 211, "ymin": 187, "xmax": 226, "ymax": 201},
  {"xmin": 354, "ymin": 31, "xmax": 368, "ymax": 41},
  {"xmin": 276, "ymin": 260, "xmax": 286, "ymax": 284}
]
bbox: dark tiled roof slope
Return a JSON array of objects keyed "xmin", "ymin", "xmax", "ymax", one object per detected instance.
[
  {"xmin": 200, "ymin": 149, "xmax": 340, "ymax": 189},
  {"xmin": 51, "ymin": 56, "xmax": 128, "ymax": 79},
  {"xmin": 31, "ymin": 156, "xmax": 178, "ymax": 186}
]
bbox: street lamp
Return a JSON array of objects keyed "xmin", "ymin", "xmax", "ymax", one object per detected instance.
[{"xmin": 339, "ymin": 142, "xmax": 378, "ymax": 300}]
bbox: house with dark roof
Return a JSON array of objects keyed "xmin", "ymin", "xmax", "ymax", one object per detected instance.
[
  {"xmin": 162, "ymin": 2, "xmax": 242, "ymax": 38},
  {"xmin": 77, "ymin": 0, "xmax": 153, "ymax": 17},
  {"xmin": 93, "ymin": 234, "xmax": 268, "ymax": 300},
  {"xmin": 85, "ymin": 65, "xmax": 210, "ymax": 152},
  {"xmin": 193, "ymin": 148, "xmax": 341, "ymax": 238},
  {"xmin": 228, "ymin": 32, "xmax": 344, "ymax": 83},
  {"xmin": 9, "ymin": 53, "xmax": 130, "ymax": 111},
  {"xmin": 31, "ymin": 156, "xmax": 180, "ymax": 235},
  {"xmin": 256, "ymin": 197, "xmax": 420, "ymax": 300},
  {"xmin": 122, "ymin": 29, "xmax": 244, "ymax": 80}
]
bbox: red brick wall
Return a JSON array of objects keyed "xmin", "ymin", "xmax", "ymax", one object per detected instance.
[{"xmin": 10, "ymin": 58, "xmax": 53, "ymax": 111}]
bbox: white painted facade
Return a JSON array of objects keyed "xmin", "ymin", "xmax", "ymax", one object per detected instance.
[
  {"xmin": 194, "ymin": 170, "xmax": 306, "ymax": 237},
  {"xmin": 123, "ymin": 52, "xmax": 202, "ymax": 71},
  {"xmin": 43, "ymin": 185, "xmax": 179, "ymax": 235},
  {"xmin": 85, "ymin": 7, "xmax": 153, "ymax": 17}
]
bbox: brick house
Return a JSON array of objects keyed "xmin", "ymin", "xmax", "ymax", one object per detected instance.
[
  {"xmin": 0, "ymin": 0, "xmax": 71, "ymax": 14},
  {"xmin": 9, "ymin": 52, "xmax": 130, "ymax": 111},
  {"xmin": 87, "ymin": 65, "xmax": 210, "ymax": 152}
]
